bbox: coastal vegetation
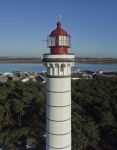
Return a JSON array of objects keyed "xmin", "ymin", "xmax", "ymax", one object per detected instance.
[
  {"xmin": 0, "ymin": 77, "xmax": 117, "ymax": 149},
  {"xmin": 0, "ymin": 57, "xmax": 117, "ymax": 64}
]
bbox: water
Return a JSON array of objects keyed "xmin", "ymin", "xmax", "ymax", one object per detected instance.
[
  {"xmin": 74, "ymin": 63, "xmax": 117, "ymax": 72},
  {"xmin": 0, "ymin": 64, "xmax": 45, "ymax": 73},
  {"xmin": 0, "ymin": 63, "xmax": 116, "ymax": 73}
]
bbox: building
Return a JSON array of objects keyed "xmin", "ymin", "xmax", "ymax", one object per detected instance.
[{"xmin": 43, "ymin": 19, "xmax": 75, "ymax": 150}]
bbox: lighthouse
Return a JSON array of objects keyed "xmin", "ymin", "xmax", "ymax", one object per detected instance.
[{"xmin": 43, "ymin": 19, "xmax": 75, "ymax": 150}]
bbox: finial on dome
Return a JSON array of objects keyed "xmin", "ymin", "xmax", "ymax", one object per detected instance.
[
  {"xmin": 57, "ymin": 14, "xmax": 62, "ymax": 28},
  {"xmin": 57, "ymin": 21, "xmax": 61, "ymax": 28},
  {"xmin": 58, "ymin": 14, "xmax": 62, "ymax": 22}
]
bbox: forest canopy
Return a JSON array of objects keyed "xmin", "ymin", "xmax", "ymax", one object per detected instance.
[{"xmin": 0, "ymin": 77, "xmax": 117, "ymax": 150}]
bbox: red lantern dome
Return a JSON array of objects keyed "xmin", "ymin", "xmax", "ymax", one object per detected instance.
[
  {"xmin": 50, "ymin": 22, "xmax": 68, "ymax": 36},
  {"xmin": 47, "ymin": 21, "xmax": 71, "ymax": 54}
]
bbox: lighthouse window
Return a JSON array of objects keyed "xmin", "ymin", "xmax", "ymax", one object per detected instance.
[
  {"xmin": 59, "ymin": 36, "xmax": 69, "ymax": 46},
  {"xmin": 63, "ymin": 36, "xmax": 67, "ymax": 46},
  {"xmin": 59, "ymin": 36, "xmax": 64, "ymax": 46},
  {"xmin": 66, "ymin": 37, "xmax": 69, "ymax": 46},
  {"xmin": 47, "ymin": 35, "xmax": 70, "ymax": 47},
  {"xmin": 51, "ymin": 37, "xmax": 56, "ymax": 46},
  {"xmin": 58, "ymin": 36, "xmax": 62, "ymax": 45}
]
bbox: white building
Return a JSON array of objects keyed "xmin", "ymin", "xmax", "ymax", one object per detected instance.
[{"xmin": 43, "ymin": 20, "xmax": 75, "ymax": 150}]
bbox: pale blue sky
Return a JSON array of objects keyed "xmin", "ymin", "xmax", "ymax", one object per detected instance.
[{"xmin": 0, "ymin": 0, "xmax": 117, "ymax": 58}]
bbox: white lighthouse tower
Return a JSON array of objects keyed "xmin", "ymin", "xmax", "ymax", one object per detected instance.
[{"xmin": 43, "ymin": 19, "xmax": 75, "ymax": 150}]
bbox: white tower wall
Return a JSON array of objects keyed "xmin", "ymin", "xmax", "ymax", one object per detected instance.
[{"xmin": 43, "ymin": 54, "xmax": 75, "ymax": 150}]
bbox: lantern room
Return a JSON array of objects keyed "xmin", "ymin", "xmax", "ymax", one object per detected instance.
[{"xmin": 47, "ymin": 21, "xmax": 71, "ymax": 54}]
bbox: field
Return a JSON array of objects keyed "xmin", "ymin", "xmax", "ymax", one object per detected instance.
[
  {"xmin": 76, "ymin": 57, "xmax": 117, "ymax": 64},
  {"xmin": 0, "ymin": 58, "xmax": 42, "ymax": 63},
  {"xmin": 0, "ymin": 57, "xmax": 117, "ymax": 64}
]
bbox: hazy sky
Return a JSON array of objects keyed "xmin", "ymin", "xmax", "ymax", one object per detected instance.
[{"xmin": 0, "ymin": 0, "xmax": 117, "ymax": 58}]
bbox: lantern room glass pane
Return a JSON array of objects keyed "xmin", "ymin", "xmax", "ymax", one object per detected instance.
[
  {"xmin": 47, "ymin": 35, "xmax": 70, "ymax": 47},
  {"xmin": 51, "ymin": 37, "xmax": 56, "ymax": 46},
  {"xmin": 59, "ymin": 36, "xmax": 70, "ymax": 46},
  {"xmin": 47, "ymin": 36, "xmax": 57, "ymax": 47}
]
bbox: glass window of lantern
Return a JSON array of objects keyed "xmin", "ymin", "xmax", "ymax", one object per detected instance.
[
  {"xmin": 51, "ymin": 37, "xmax": 56, "ymax": 46},
  {"xmin": 59, "ymin": 36, "xmax": 62, "ymax": 45},
  {"xmin": 58, "ymin": 36, "xmax": 65, "ymax": 46},
  {"xmin": 56, "ymin": 37, "xmax": 59, "ymax": 46},
  {"xmin": 58, "ymin": 36, "xmax": 69, "ymax": 46},
  {"xmin": 63, "ymin": 36, "xmax": 67, "ymax": 46},
  {"xmin": 66, "ymin": 37, "xmax": 69, "ymax": 46}
]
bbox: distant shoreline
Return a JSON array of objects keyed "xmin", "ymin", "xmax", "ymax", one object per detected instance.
[
  {"xmin": 0, "ymin": 58, "xmax": 117, "ymax": 64},
  {"xmin": 0, "ymin": 58, "xmax": 42, "ymax": 64}
]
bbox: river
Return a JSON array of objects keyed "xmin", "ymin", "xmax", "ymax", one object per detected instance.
[{"xmin": 0, "ymin": 63, "xmax": 116, "ymax": 73}]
